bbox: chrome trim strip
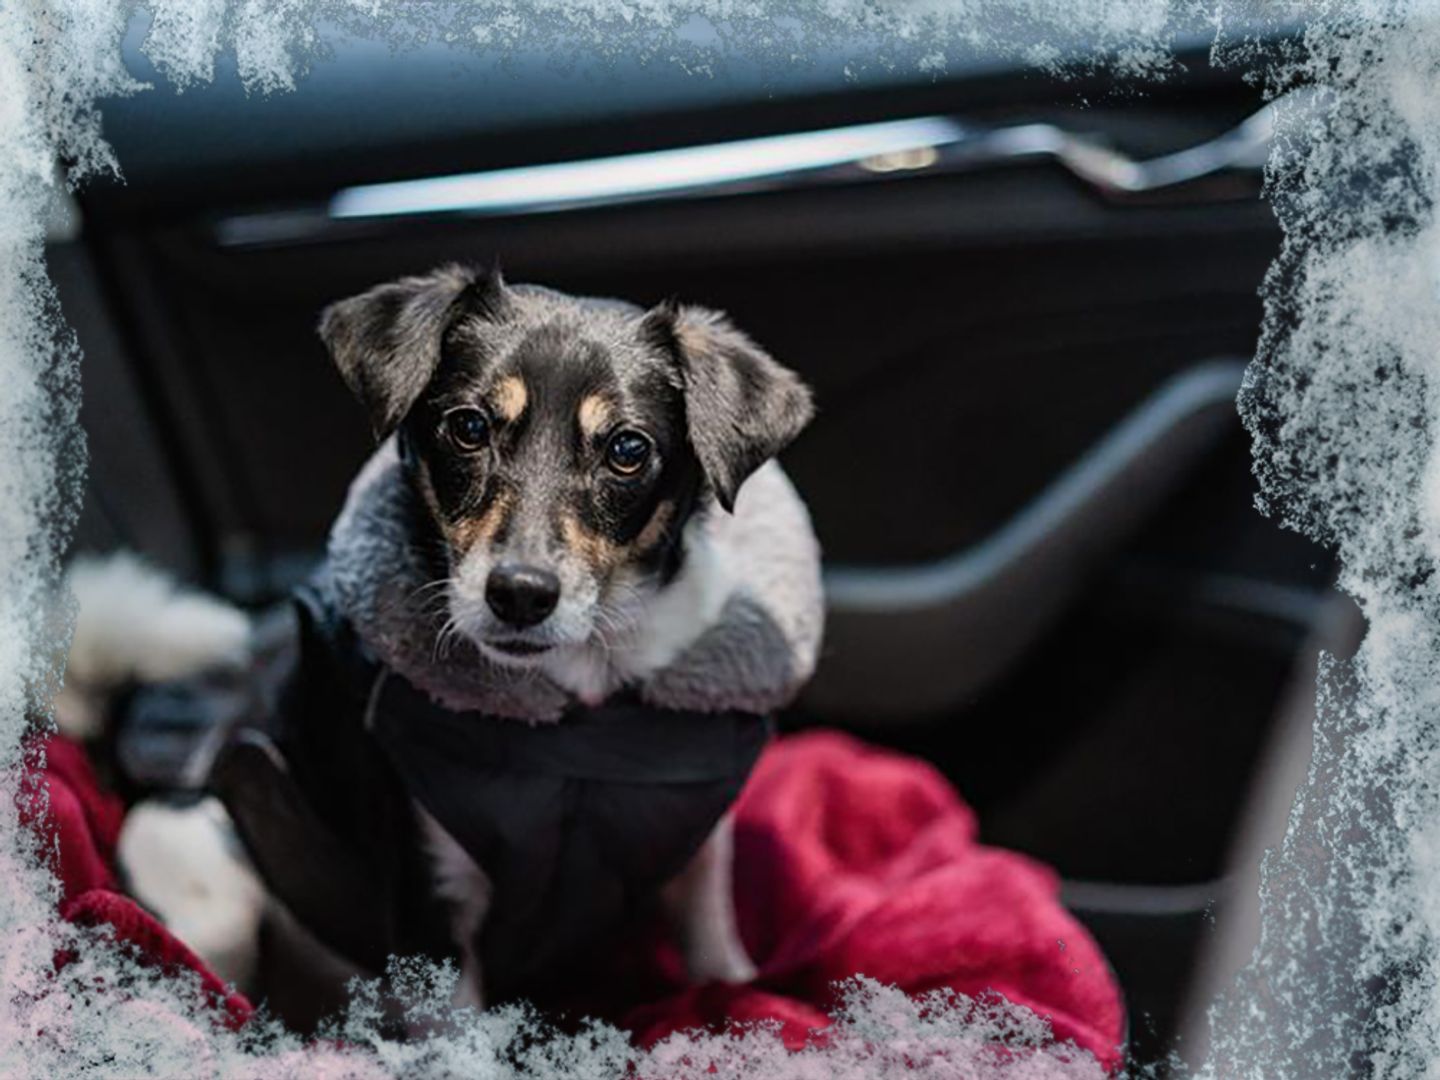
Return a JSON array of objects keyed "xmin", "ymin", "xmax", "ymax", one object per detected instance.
[
  {"xmin": 214, "ymin": 92, "xmax": 1308, "ymax": 247},
  {"xmin": 329, "ymin": 116, "xmax": 970, "ymax": 219}
]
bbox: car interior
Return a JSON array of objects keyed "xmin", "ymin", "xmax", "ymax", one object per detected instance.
[{"xmin": 51, "ymin": 14, "xmax": 1350, "ymax": 1071}]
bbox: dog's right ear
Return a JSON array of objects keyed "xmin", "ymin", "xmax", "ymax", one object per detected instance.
[
  {"xmin": 641, "ymin": 301, "xmax": 813, "ymax": 513},
  {"xmin": 317, "ymin": 264, "xmax": 510, "ymax": 439}
]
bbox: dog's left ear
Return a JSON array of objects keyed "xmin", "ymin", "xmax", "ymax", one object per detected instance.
[
  {"xmin": 318, "ymin": 264, "xmax": 509, "ymax": 439},
  {"xmin": 642, "ymin": 301, "xmax": 814, "ymax": 512}
]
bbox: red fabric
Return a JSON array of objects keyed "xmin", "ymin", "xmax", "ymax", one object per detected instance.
[
  {"xmin": 60, "ymin": 889, "xmax": 254, "ymax": 1030},
  {"xmin": 20, "ymin": 735, "xmax": 253, "ymax": 1029},
  {"xmin": 20, "ymin": 730, "xmax": 1123, "ymax": 1070},
  {"xmin": 18, "ymin": 736, "xmax": 125, "ymax": 903},
  {"xmin": 562, "ymin": 732, "xmax": 1126, "ymax": 1072}
]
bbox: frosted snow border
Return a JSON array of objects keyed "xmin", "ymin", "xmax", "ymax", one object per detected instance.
[{"xmin": 5, "ymin": 1, "xmax": 1427, "ymax": 1077}]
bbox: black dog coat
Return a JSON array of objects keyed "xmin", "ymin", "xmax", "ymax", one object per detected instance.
[
  {"xmin": 204, "ymin": 438, "xmax": 820, "ymax": 1005},
  {"xmin": 210, "ymin": 582, "xmax": 770, "ymax": 1003}
]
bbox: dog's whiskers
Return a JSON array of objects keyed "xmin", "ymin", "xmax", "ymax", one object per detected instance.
[
  {"xmin": 407, "ymin": 576, "xmax": 452, "ymax": 602},
  {"xmin": 586, "ymin": 584, "xmax": 648, "ymax": 663},
  {"xmin": 431, "ymin": 611, "xmax": 470, "ymax": 664},
  {"xmin": 388, "ymin": 576, "xmax": 458, "ymax": 636}
]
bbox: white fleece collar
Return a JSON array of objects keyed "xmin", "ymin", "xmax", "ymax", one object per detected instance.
[{"xmin": 323, "ymin": 439, "xmax": 823, "ymax": 722}]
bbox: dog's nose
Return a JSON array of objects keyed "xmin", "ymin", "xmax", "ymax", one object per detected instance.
[{"xmin": 484, "ymin": 564, "xmax": 560, "ymax": 628}]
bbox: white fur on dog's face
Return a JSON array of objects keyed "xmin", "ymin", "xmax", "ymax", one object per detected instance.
[
  {"xmin": 448, "ymin": 516, "xmax": 735, "ymax": 703},
  {"xmin": 445, "ymin": 541, "xmax": 604, "ymax": 666}
]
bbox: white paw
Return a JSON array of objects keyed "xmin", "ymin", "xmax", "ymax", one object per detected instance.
[
  {"xmin": 66, "ymin": 552, "xmax": 250, "ymax": 689},
  {"xmin": 118, "ymin": 796, "xmax": 265, "ymax": 988}
]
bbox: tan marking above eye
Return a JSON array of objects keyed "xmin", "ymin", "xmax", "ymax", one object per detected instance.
[
  {"xmin": 492, "ymin": 376, "xmax": 528, "ymax": 422},
  {"xmin": 577, "ymin": 394, "xmax": 615, "ymax": 439}
]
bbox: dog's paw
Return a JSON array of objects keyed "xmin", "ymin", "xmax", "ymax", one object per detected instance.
[
  {"xmin": 118, "ymin": 796, "xmax": 265, "ymax": 989},
  {"xmin": 67, "ymin": 552, "xmax": 250, "ymax": 688}
]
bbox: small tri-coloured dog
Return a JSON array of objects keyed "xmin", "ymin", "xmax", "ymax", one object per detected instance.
[
  {"xmin": 323, "ymin": 265, "xmax": 809, "ymax": 689},
  {"xmin": 99, "ymin": 264, "xmax": 823, "ymax": 1013}
]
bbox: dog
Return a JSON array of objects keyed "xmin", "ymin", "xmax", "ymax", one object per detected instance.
[
  {"xmin": 318, "ymin": 265, "xmax": 809, "ymax": 700},
  {"xmin": 87, "ymin": 265, "xmax": 822, "ymax": 1014}
]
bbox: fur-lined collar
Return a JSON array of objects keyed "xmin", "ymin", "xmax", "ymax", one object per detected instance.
[{"xmin": 322, "ymin": 439, "xmax": 823, "ymax": 722}]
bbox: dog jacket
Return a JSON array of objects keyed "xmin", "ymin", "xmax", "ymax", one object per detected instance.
[
  {"xmin": 206, "ymin": 438, "xmax": 823, "ymax": 1003},
  {"xmin": 210, "ymin": 581, "xmax": 770, "ymax": 1002}
]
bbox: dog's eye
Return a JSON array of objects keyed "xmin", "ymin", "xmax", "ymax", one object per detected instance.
[
  {"xmin": 605, "ymin": 430, "xmax": 653, "ymax": 476},
  {"xmin": 443, "ymin": 407, "xmax": 491, "ymax": 452}
]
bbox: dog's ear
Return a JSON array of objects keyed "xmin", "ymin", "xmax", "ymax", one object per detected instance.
[
  {"xmin": 641, "ymin": 301, "xmax": 813, "ymax": 512},
  {"xmin": 318, "ymin": 264, "xmax": 511, "ymax": 439}
]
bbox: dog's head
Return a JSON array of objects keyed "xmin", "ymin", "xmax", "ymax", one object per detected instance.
[{"xmin": 318, "ymin": 265, "xmax": 812, "ymax": 669}]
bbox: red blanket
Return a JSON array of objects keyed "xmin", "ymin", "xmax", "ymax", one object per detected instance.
[{"xmin": 20, "ymin": 730, "xmax": 1124, "ymax": 1071}]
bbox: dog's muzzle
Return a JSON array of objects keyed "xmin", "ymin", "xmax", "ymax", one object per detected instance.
[{"xmin": 484, "ymin": 563, "xmax": 561, "ymax": 629}]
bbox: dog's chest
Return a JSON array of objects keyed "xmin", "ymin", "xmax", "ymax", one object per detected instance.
[
  {"xmin": 366, "ymin": 671, "xmax": 770, "ymax": 1002},
  {"xmin": 416, "ymin": 802, "xmax": 492, "ymax": 1006},
  {"xmin": 418, "ymin": 805, "xmax": 492, "ymax": 917}
]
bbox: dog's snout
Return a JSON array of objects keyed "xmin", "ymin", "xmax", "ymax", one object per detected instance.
[{"xmin": 484, "ymin": 564, "xmax": 560, "ymax": 628}]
